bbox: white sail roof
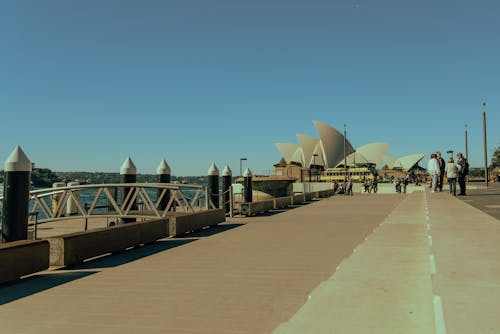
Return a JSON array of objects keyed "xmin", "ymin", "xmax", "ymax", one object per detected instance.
[
  {"xmin": 384, "ymin": 155, "xmax": 397, "ymax": 169},
  {"xmin": 313, "ymin": 120, "xmax": 355, "ymax": 168},
  {"xmin": 335, "ymin": 151, "xmax": 369, "ymax": 167},
  {"xmin": 296, "ymin": 134, "xmax": 322, "ymax": 168},
  {"xmin": 274, "ymin": 143, "xmax": 304, "ymax": 165},
  {"xmin": 393, "ymin": 153, "xmax": 425, "ymax": 170},
  {"xmin": 312, "ymin": 142, "xmax": 326, "ymax": 167},
  {"xmin": 356, "ymin": 142, "xmax": 390, "ymax": 168}
]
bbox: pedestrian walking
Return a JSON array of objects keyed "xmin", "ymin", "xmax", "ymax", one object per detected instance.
[
  {"xmin": 456, "ymin": 152, "xmax": 469, "ymax": 195},
  {"xmin": 446, "ymin": 157, "xmax": 458, "ymax": 196}
]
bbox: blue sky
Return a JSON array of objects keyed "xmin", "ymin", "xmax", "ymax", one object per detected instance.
[{"xmin": 1, "ymin": 0, "xmax": 499, "ymax": 175}]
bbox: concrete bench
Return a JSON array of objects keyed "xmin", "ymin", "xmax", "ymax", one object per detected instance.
[
  {"xmin": 273, "ymin": 196, "xmax": 292, "ymax": 209},
  {"xmin": 169, "ymin": 209, "xmax": 226, "ymax": 237},
  {"xmin": 316, "ymin": 189, "xmax": 335, "ymax": 198},
  {"xmin": 0, "ymin": 240, "xmax": 50, "ymax": 284},
  {"xmin": 47, "ymin": 219, "xmax": 168, "ymax": 267},
  {"xmin": 240, "ymin": 200, "xmax": 274, "ymax": 217},
  {"xmin": 291, "ymin": 194, "xmax": 306, "ymax": 205},
  {"xmin": 304, "ymin": 192, "xmax": 315, "ymax": 201}
]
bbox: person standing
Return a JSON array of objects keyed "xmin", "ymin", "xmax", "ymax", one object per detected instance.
[
  {"xmin": 446, "ymin": 157, "xmax": 458, "ymax": 196},
  {"xmin": 436, "ymin": 151, "xmax": 446, "ymax": 191},
  {"xmin": 427, "ymin": 153, "xmax": 440, "ymax": 192},
  {"xmin": 456, "ymin": 152, "xmax": 469, "ymax": 195}
]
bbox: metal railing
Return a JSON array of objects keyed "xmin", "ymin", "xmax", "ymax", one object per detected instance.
[{"xmin": 0, "ymin": 183, "xmax": 211, "ymax": 227}]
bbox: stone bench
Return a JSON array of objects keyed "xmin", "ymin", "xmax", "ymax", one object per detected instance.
[
  {"xmin": 291, "ymin": 194, "xmax": 306, "ymax": 205},
  {"xmin": 47, "ymin": 219, "xmax": 168, "ymax": 267},
  {"xmin": 316, "ymin": 189, "xmax": 335, "ymax": 198},
  {"xmin": 0, "ymin": 239, "xmax": 50, "ymax": 284},
  {"xmin": 240, "ymin": 200, "xmax": 275, "ymax": 217},
  {"xmin": 169, "ymin": 209, "xmax": 226, "ymax": 237},
  {"xmin": 273, "ymin": 196, "xmax": 292, "ymax": 209}
]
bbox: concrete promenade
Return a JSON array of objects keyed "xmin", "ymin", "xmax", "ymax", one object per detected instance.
[{"xmin": 1, "ymin": 189, "xmax": 499, "ymax": 333}]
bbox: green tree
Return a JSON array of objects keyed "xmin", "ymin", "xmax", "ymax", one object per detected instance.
[{"xmin": 490, "ymin": 145, "xmax": 500, "ymax": 169}]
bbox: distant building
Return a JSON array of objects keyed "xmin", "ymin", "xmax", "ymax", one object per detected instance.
[{"xmin": 273, "ymin": 120, "xmax": 425, "ymax": 182}]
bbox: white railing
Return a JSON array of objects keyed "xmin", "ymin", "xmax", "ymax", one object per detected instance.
[{"xmin": 0, "ymin": 183, "xmax": 212, "ymax": 225}]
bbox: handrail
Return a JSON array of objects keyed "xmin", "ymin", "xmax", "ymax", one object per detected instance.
[{"xmin": 0, "ymin": 183, "xmax": 210, "ymax": 226}]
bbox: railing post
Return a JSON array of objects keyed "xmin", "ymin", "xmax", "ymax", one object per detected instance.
[
  {"xmin": 66, "ymin": 181, "xmax": 80, "ymax": 216},
  {"xmin": 51, "ymin": 182, "xmax": 66, "ymax": 216},
  {"xmin": 33, "ymin": 212, "xmax": 38, "ymax": 240},
  {"xmin": 243, "ymin": 168, "xmax": 253, "ymax": 203},
  {"xmin": 120, "ymin": 156, "xmax": 137, "ymax": 224},
  {"xmin": 208, "ymin": 164, "xmax": 220, "ymax": 209},
  {"xmin": 229, "ymin": 185, "xmax": 234, "ymax": 218},
  {"xmin": 1, "ymin": 146, "xmax": 31, "ymax": 243},
  {"xmin": 222, "ymin": 165, "xmax": 232, "ymax": 214},
  {"xmin": 157, "ymin": 159, "xmax": 171, "ymax": 211},
  {"xmin": 205, "ymin": 187, "xmax": 209, "ymax": 210}
]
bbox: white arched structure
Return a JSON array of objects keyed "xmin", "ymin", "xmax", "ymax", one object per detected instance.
[
  {"xmin": 335, "ymin": 151, "xmax": 369, "ymax": 167},
  {"xmin": 296, "ymin": 134, "xmax": 325, "ymax": 168},
  {"xmin": 356, "ymin": 142, "xmax": 390, "ymax": 168},
  {"xmin": 274, "ymin": 143, "xmax": 304, "ymax": 165},
  {"xmin": 312, "ymin": 120, "xmax": 355, "ymax": 168},
  {"xmin": 384, "ymin": 155, "xmax": 397, "ymax": 169},
  {"xmin": 312, "ymin": 142, "xmax": 326, "ymax": 167},
  {"xmin": 393, "ymin": 153, "xmax": 425, "ymax": 170}
]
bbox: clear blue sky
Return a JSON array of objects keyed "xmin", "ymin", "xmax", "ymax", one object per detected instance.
[{"xmin": 1, "ymin": 0, "xmax": 499, "ymax": 175}]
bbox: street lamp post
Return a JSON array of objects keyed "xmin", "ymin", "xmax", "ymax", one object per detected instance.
[
  {"xmin": 240, "ymin": 157, "xmax": 247, "ymax": 178},
  {"xmin": 343, "ymin": 124, "xmax": 347, "ymax": 181},
  {"xmin": 313, "ymin": 153, "xmax": 319, "ymax": 181},
  {"xmin": 465, "ymin": 124, "xmax": 469, "ymax": 162},
  {"xmin": 482, "ymin": 102, "xmax": 488, "ymax": 187}
]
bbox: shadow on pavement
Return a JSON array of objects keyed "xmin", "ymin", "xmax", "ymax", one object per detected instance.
[
  {"xmin": 175, "ymin": 223, "xmax": 245, "ymax": 238},
  {"xmin": 65, "ymin": 239, "xmax": 195, "ymax": 270},
  {"xmin": 0, "ymin": 271, "xmax": 97, "ymax": 306}
]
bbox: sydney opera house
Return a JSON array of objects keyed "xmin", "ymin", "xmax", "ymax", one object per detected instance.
[{"xmin": 274, "ymin": 120, "xmax": 425, "ymax": 180}]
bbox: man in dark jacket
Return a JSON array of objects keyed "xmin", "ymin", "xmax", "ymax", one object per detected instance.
[
  {"xmin": 456, "ymin": 152, "xmax": 468, "ymax": 195},
  {"xmin": 436, "ymin": 151, "xmax": 446, "ymax": 191}
]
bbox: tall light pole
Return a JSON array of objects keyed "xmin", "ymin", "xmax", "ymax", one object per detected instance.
[
  {"xmin": 343, "ymin": 124, "xmax": 347, "ymax": 181},
  {"xmin": 313, "ymin": 153, "xmax": 318, "ymax": 181},
  {"xmin": 240, "ymin": 157, "xmax": 247, "ymax": 178},
  {"xmin": 465, "ymin": 124, "xmax": 469, "ymax": 162},
  {"xmin": 482, "ymin": 102, "xmax": 488, "ymax": 187}
]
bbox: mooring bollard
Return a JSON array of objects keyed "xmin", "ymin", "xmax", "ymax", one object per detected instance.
[
  {"xmin": 207, "ymin": 164, "xmax": 219, "ymax": 209},
  {"xmin": 222, "ymin": 165, "xmax": 232, "ymax": 214},
  {"xmin": 243, "ymin": 168, "xmax": 253, "ymax": 203},
  {"xmin": 120, "ymin": 156, "xmax": 137, "ymax": 223},
  {"xmin": 157, "ymin": 159, "xmax": 171, "ymax": 211},
  {"xmin": 1, "ymin": 146, "xmax": 32, "ymax": 243}
]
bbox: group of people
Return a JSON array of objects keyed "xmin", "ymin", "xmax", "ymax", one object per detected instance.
[
  {"xmin": 394, "ymin": 176, "xmax": 410, "ymax": 193},
  {"xmin": 427, "ymin": 151, "xmax": 469, "ymax": 196},
  {"xmin": 331, "ymin": 178, "xmax": 353, "ymax": 195},
  {"xmin": 362, "ymin": 178, "xmax": 378, "ymax": 193}
]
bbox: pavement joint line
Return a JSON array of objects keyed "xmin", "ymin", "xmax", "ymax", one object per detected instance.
[
  {"xmin": 433, "ymin": 295, "xmax": 447, "ymax": 334},
  {"xmin": 429, "ymin": 254, "xmax": 437, "ymax": 275}
]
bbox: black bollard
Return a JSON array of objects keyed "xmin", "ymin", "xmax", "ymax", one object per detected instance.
[
  {"xmin": 157, "ymin": 159, "xmax": 171, "ymax": 211},
  {"xmin": 243, "ymin": 168, "xmax": 253, "ymax": 203},
  {"xmin": 207, "ymin": 164, "xmax": 219, "ymax": 208},
  {"xmin": 1, "ymin": 146, "xmax": 32, "ymax": 243},
  {"xmin": 120, "ymin": 157, "xmax": 137, "ymax": 224},
  {"xmin": 222, "ymin": 165, "xmax": 232, "ymax": 214}
]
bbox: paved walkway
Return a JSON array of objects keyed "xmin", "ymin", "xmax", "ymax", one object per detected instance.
[
  {"xmin": 457, "ymin": 182, "xmax": 500, "ymax": 220},
  {"xmin": 1, "ymin": 189, "xmax": 499, "ymax": 333}
]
